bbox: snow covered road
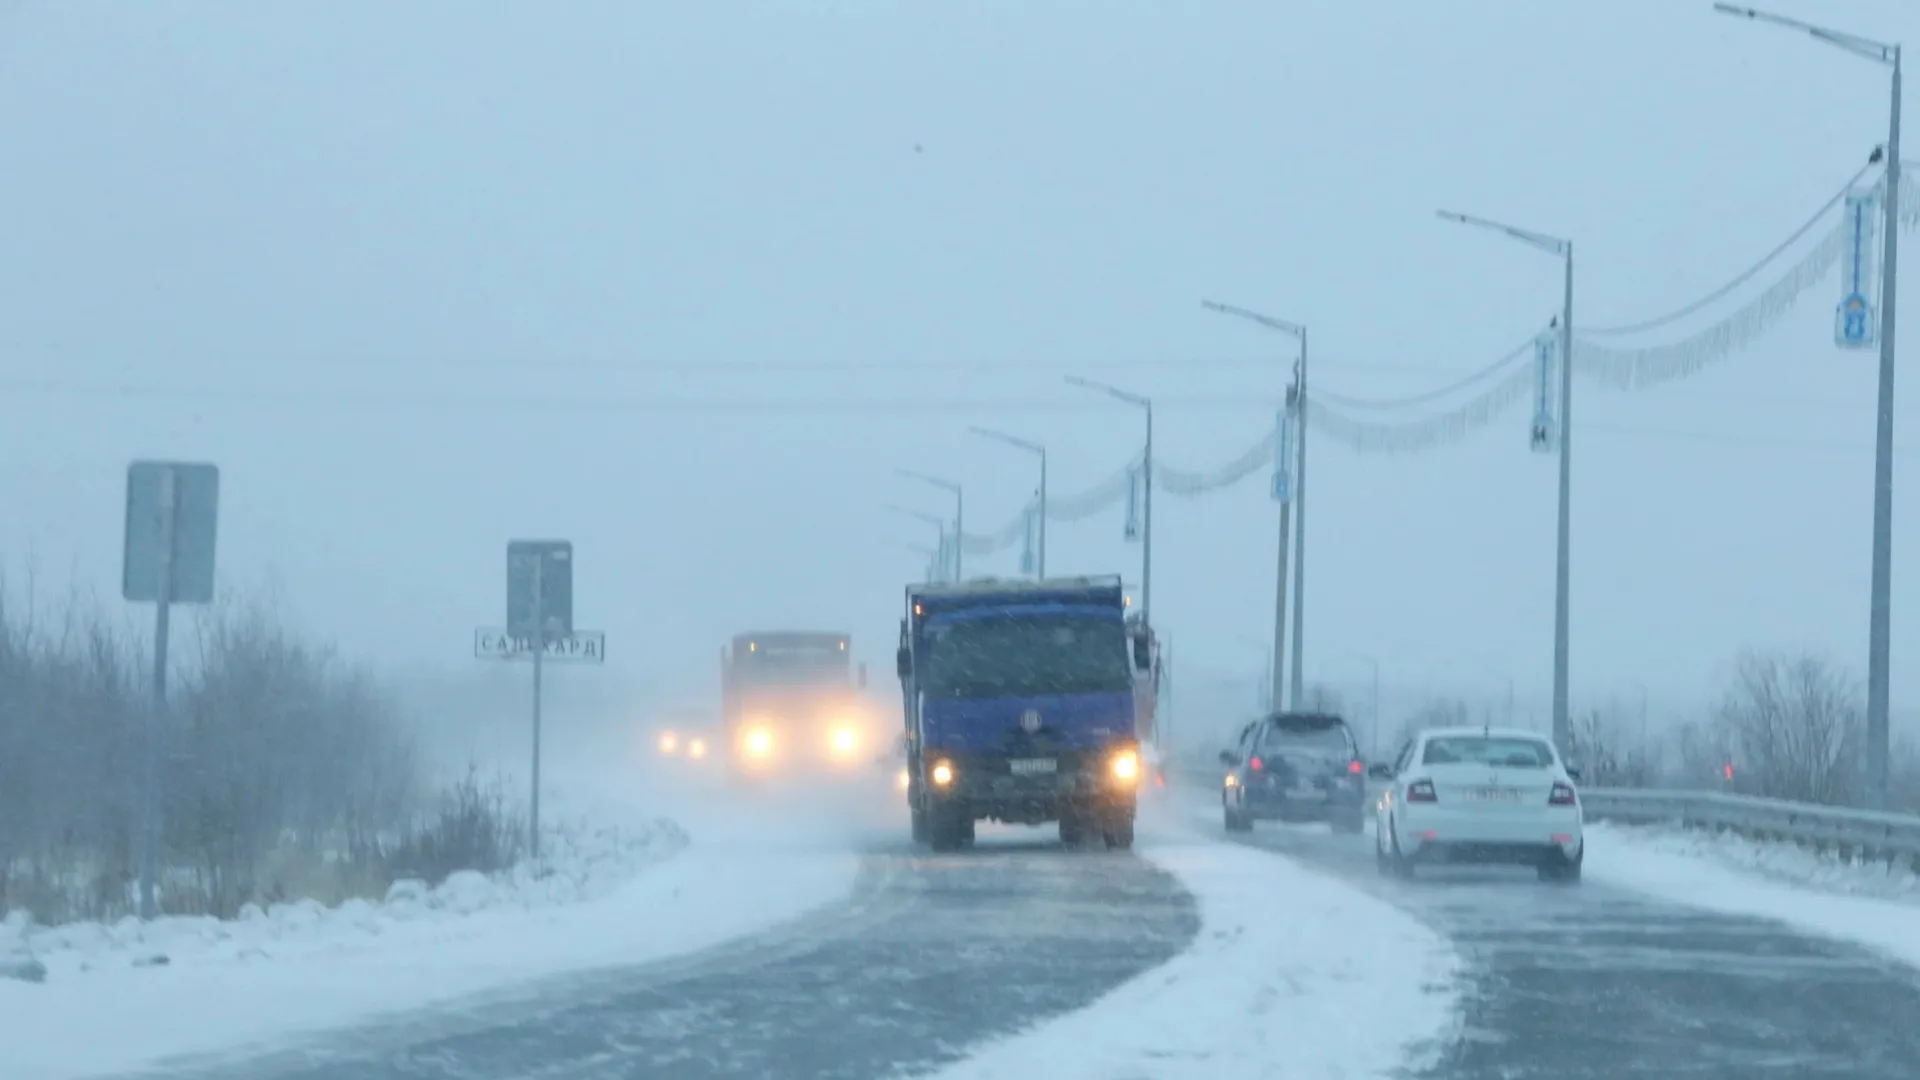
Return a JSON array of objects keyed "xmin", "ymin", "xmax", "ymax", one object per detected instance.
[
  {"xmin": 137, "ymin": 832, "xmax": 1200, "ymax": 1080},
  {"xmin": 1217, "ymin": 804, "xmax": 1920, "ymax": 1079}
]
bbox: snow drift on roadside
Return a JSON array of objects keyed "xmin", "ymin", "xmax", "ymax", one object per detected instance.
[
  {"xmin": 926, "ymin": 809, "xmax": 1463, "ymax": 1080},
  {"xmin": 0, "ymin": 788, "xmax": 862, "ymax": 1080},
  {"xmin": 1590, "ymin": 820, "xmax": 1920, "ymax": 971}
]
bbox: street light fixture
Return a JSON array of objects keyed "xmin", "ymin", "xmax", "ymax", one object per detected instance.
[
  {"xmin": 968, "ymin": 426, "xmax": 1048, "ymax": 578},
  {"xmin": 1436, "ymin": 208, "xmax": 1574, "ymax": 756},
  {"xmin": 1064, "ymin": 376, "xmax": 1153, "ymax": 625},
  {"xmin": 1204, "ymin": 299, "xmax": 1309, "ymax": 712},
  {"xmin": 1713, "ymin": 3, "xmax": 1903, "ymax": 810},
  {"xmin": 897, "ymin": 470, "xmax": 964, "ymax": 582}
]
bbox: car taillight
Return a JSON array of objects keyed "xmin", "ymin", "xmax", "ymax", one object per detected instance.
[
  {"xmin": 1348, "ymin": 760, "xmax": 1363, "ymax": 775},
  {"xmin": 1550, "ymin": 782, "xmax": 1577, "ymax": 806},
  {"xmin": 1406, "ymin": 779, "xmax": 1437, "ymax": 803},
  {"xmin": 1249, "ymin": 756, "xmax": 1264, "ymax": 771}
]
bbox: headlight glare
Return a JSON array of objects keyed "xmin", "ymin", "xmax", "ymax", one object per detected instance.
[{"xmin": 931, "ymin": 761, "xmax": 954, "ymax": 786}]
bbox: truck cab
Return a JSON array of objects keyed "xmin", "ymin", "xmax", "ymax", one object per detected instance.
[
  {"xmin": 896, "ymin": 575, "xmax": 1147, "ymax": 851},
  {"xmin": 721, "ymin": 631, "xmax": 873, "ymax": 782}
]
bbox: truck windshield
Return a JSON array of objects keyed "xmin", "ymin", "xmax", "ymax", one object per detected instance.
[
  {"xmin": 734, "ymin": 649, "xmax": 848, "ymax": 688},
  {"xmin": 920, "ymin": 611, "xmax": 1131, "ymax": 699}
]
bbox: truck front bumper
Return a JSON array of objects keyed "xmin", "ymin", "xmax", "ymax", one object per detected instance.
[{"xmin": 920, "ymin": 747, "xmax": 1140, "ymax": 825}]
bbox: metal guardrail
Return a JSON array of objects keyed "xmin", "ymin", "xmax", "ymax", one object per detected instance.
[{"xmin": 1581, "ymin": 786, "xmax": 1920, "ymax": 867}]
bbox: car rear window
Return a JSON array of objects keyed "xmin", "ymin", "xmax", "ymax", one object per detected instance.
[
  {"xmin": 1262, "ymin": 719, "xmax": 1351, "ymax": 756},
  {"xmin": 1422, "ymin": 735, "xmax": 1555, "ymax": 768}
]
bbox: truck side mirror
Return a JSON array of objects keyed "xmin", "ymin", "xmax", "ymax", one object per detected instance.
[
  {"xmin": 857, "ymin": 662, "xmax": 868, "ymax": 689},
  {"xmin": 895, "ymin": 646, "xmax": 911, "ymax": 679},
  {"xmin": 1132, "ymin": 637, "xmax": 1151, "ymax": 670}
]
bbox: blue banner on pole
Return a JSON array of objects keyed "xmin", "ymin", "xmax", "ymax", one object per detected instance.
[
  {"xmin": 1123, "ymin": 467, "xmax": 1141, "ymax": 542},
  {"xmin": 1271, "ymin": 406, "xmax": 1295, "ymax": 502},
  {"xmin": 1530, "ymin": 330, "xmax": 1558, "ymax": 454},
  {"xmin": 1836, "ymin": 188, "xmax": 1880, "ymax": 350}
]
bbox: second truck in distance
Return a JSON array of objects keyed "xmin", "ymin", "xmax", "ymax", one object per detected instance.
[{"xmin": 895, "ymin": 575, "xmax": 1151, "ymax": 851}]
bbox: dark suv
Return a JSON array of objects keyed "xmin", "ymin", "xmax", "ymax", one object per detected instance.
[{"xmin": 1220, "ymin": 712, "xmax": 1369, "ymax": 833}]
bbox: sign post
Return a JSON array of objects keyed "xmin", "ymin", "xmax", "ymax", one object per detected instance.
[
  {"xmin": 496, "ymin": 540, "xmax": 596, "ymax": 863},
  {"xmin": 122, "ymin": 461, "xmax": 219, "ymax": 921}
]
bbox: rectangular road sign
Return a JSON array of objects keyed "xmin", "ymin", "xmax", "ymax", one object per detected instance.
[
  {"xmin": 507, "ymin": 540, "xmax": 573, "ymax": 639},
  {"xmin": 123, "ymin": 461, "xmax": 220, "ymax": 604},
  {"xmin": 474, "ymin": 627, "xmax": 606, "ymax": 663}
]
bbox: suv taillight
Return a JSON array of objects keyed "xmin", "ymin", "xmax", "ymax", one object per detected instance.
[
  {"xmin": 1347, "ymin": 760, "xmax": 1364, "ymax": 775},
  {"xmin": 1550, "ymin": 782, "xmax": 1577, "ymax": 806},
  {"xmin": 1249, "ymin": 756, "xmax": 1264, "ymax": 771},
  {"xmin": 1406, "ymin": 779, "xmax": 1437, "ymax": 803}
]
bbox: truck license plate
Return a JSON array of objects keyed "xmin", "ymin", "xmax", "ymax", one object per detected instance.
[{"xmin": 1010, "ymin": 758, "xmax": 1057, "ymax": 776}]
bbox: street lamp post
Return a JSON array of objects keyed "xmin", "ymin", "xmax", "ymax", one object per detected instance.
[
  {"xmin": 1436, "ymin": 210, "xmax": 1575, "ymax": 755},
  {"xmin": 898, "ymin": 470, "xmax": 964, "ymax": 582},
  {"xmin": 1713, "ymin": 3, "xmax": 1902, "ymax": 808},
  {"xmin": 1066, "ymin": 376, "xmax": 1153, "ymax": 625},
  {"xmin": 969, "ymin": 426, "xmax": 1048, "ymax": 578},
  {"xmin": 1203, "ymin": 300, "xmax": 1309, "ymax": 711}
]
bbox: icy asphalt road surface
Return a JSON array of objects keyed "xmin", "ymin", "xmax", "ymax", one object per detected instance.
[
  {"xmin": 1225, "ymin": 814, "xmax": 1920, "ymax": 1080},
  {"xmin": 129, "ymin": 835, "xmax": 1199, "ymax": 1080}
]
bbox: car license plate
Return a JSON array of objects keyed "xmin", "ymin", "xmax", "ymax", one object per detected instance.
[
  {"xmin": 1286, "ymin": 785, "xmax": 1325, "ymax": 801},
  {"xmin": 1009, "ymin": 758, "xmax": 1057, "ymax": 776},
  {"xmin": 1467, "ymin": 787, "xmax": 1518, "ymax": 802}
]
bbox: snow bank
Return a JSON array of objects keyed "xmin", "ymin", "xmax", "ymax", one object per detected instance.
[
  {"xmin": 0, "ymin": 816, "xmax": 687, "ymax": 983},
  {"xmin": 926, "ymin": 809, "xmax": 1463, "ymax": 1080},
  {"xmin": 0, "ymin": 789, "xmax": 861, "ymax": 1080},
  {"xmin": 1590, "ymin": 821, "xmax": 1920, "ymax": 970}
]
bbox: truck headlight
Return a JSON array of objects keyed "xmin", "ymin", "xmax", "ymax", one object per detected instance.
[
  {"xmin": 742, "ymin": 728, "xmax": 774, "ymax": 757},
  {"xmin": 687, "ymin": 738, "xmax": 707, "ymax": 759},
  {"xmin": 829, "ymin": 727, "xmax": 860, "ymax": 756},
  {"xmin": 896, "ymin": 767, "xmax": 911, "ymax": 791},
  {"xmin": 658, "ymin": 732, "xmax": 679, "ymax": 754},
  {"xmin": 931, "ymin": 761, "xmax": 955, "ymax": 786},
  {"xmin": 1111, "ymin": 750, "xmax": 1140, "ymax": 783}
]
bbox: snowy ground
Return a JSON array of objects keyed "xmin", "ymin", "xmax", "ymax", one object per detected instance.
[
  {"xmin": 0, "ymin": 765, "xmax": 864, "ymax": 1080},
  {"xmin": 923, "ymin": 795, "xmax": 1465, "ymax": 1080},
  {"xmin": 1590, "ymin": 820, "xmax": 1920, "ymax": 970}
]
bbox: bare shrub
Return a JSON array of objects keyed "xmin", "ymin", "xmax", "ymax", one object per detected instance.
[
  {"xmin": 1565, "ymin": 706, "xmax": 1658, "ymax": 788},
  {"xmin": 0, "ymin": 572, "xmax": 521, "ymax": 926},
  {"xmin": 1714, "ymin": 649, "xmax": 1861, "ymax": 806}
]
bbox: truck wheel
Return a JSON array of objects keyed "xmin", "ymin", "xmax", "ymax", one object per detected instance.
[
  {"xmin": 927, "ymin": 805, "xmax": 971, "ymax": 852},
  {"xmin": 910, "ymin": 803, "xmax": 928, "ymax": 844},
  {"xmin": 1102, "ymin": 817, "xmax": 1135, "ymax": 850},
  {"xmin": 1059, "ymin": 809, "xmax": 1086, "ymax": 846}
]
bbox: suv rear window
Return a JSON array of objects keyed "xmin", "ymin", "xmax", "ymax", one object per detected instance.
[
  {"xmin": 1422, "ymin": 735, "xmax": 1555, "ymax": 768},
  {"xmin": 1260, "ymin": 717, "xmax": 1352, "ymax": 757}
]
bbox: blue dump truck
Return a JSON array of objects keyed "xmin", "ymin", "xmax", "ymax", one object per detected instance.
[{"xmin": 895, "ymin": 575, "xmax": 1150, "ymax": 852}]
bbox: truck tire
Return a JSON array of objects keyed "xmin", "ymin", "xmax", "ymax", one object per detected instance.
[
  {"xmin": 1102, "ymin": 816, "xmax": 1135, "ymax": 850},
  {"xmin": 1058, "ymin": 810, "xmax": 1086, "ymax": 846},
  {"xmin": 927, "ymin": 804, "xmax": 972, "ymax": 852}
]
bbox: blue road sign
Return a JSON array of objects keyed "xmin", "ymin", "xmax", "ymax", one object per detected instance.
[
  {"xmin": 507, "ymin": 540, "xmax": 573, "ymax": 639},
  {"xmin": 1271, "ymin": 470, "xmax": 1291, "ymax": 503},
  {"xmin": 1837, "ymin": 292, "xmax": 1875, "ymax": 349}
]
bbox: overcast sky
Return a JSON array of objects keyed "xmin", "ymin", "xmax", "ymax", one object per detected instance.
[{"xmin": 2, "ymin": 0, "xmax": 1917, "ymax": 724}]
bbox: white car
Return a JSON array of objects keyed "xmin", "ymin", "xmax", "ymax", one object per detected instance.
[{"xmin": 1370, "ymin": 726, "xmax": 1583, "ymax": 882}]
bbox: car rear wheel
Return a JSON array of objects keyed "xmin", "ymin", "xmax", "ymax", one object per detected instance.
[
  {"xmin": 1388, "ymin": 820, "xmax": 1417, "ymax": 879},
  {"xmin": 1538, "ymin": 844, "xmax": 1583, "ymax": 883},
  {"xmin": 1222, "ymin": 792, "xmax": 1252, "ymax": 832}
]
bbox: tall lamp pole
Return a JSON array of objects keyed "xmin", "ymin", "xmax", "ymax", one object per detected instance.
[
  {"xmin": 1204, "ymin": 300, "xmax": 1309, "ymax": 710},
  {"xmin": 898, "ymin": 470, "xmax": 964, "ymax": 582},
  {"xmin": 1436, "ymin": 210, "xmax": 1574, "ymax": 754},
  {"xmin": 1066, "ymin": 376, "xmax": 1153, "ymax": 625},
  {"xmin": 885, "ymin": 503, "xmax": 953, "ymax": 583},
  {"xmin": 968, "ymin": 426, "xmax": 1048, "ymax": 578},
  {"xmin": 1713, "ymin": 2, "xmax": 1902, "ymax": 808}
]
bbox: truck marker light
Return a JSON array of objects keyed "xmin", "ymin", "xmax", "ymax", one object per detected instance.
[{"xmin": 896, "ymin": 768, "xmax": 911, "ymax": 791}]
